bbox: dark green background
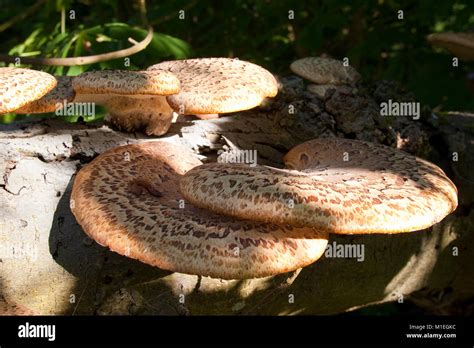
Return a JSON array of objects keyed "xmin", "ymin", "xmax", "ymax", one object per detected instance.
[{"xmin": 0, "ymin": 0, "xmax": 473, "ymax": 123}]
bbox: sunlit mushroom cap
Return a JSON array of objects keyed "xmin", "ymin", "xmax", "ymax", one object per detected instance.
[
  {"xmin": 147, "ymin": 58, "xmax": 278, "ymax": 114},
  {"xmin": 180, "ymin": 138, "xmax": 458, "ymax": 234},
  {"xmin": 72, "ymin": 69, "xmax": 180, "ymax": 95},
  {"xmin": 14, "ymin": 76, "xmax": 75, "ymax": 114},
  {"xmin": 71, "ymin": 141, "xmax": 328, "ymax": 279},
  {"xmin": 0, "ymin": 68, "xmax": 57, "ymax": 113},
  {"xmin": 290, "ymin": 57, "xmax": 361, "ymax": 85},
  {"xmin": 427, "ymin": 32, "xmax": 474, "ymax": 61}
]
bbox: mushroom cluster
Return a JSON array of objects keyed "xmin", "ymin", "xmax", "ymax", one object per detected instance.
[
  {"xmin": 0, "ymin": 59, "xmax": 458, "ymax": 281},
  {"xmin": 0, "ymin": 58, "xmax": 278, "ymax": 136},
  {"xmin": 70, "ymin": 136, "xmax": 457, "ymax": 280}
]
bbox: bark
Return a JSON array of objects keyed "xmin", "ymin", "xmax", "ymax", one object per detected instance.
[{"xmin": 0, "ymin": 79, "xmax": 473, "ymax": 315}]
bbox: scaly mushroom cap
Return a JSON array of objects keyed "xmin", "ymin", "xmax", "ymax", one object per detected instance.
[
  {"xmin": 0, "ymin": 296, "xmax": 35, "ymax": 315},
  {"xmin": 71, "ymin": 142, "xmax": 328, "ymax": 279},
  {"xmin": 427, "ymin": 32, "xmax": 474, "ymax": 61},
  {"xmin": 0, "ymin": 68, "xmax": 57, "ymax": 113},
  {"xmin": 147, "ymin": 58, "xmax": 278, "ymax": 115},
  {"xmin": 180, "ymin": 138, "xmax": 458, "ymax": 234},
  {"xmin": 290, "ymin": 57, "xmax": 361, "ymax": 85},
  {"xmin": 14, "ymin": 76, "xmax": 75, "ymax": 114},
  {"xmin": 72, "ymin": 69, "xmax": 180, "ymax": 95}
]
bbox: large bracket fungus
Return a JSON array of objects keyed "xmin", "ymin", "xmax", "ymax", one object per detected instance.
[
  {"xmin": 0, "ymin": 67, "xmax": 57, "ymax": 113},
  {"xmin": 290, "ymin": 57, "xmax": 361, "ymax": 86},
  {"xmin": 72, "ymin": 69, "xmax": 180, "ymax": 135},
  {"xmin": 427, "ymin": 32, "xmax": 474, "ymax": 61},
  {"xmin": 70, "ymin": 141, "xmax": 328, "ymax": 280},
  {"xmin": 13, "ymin": 76, "xmax": 75, "ymax": 114},
  {"xmin": 147, "ymin": 57, "xmax": 278, "ymax": 117},
  {"xmin": 180, "ymin": 138, "xmax": 458, "ymax": 234}
]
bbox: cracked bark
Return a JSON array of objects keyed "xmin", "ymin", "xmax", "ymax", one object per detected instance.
[{"xmin": 0, "ymin": 82, "xmax": 473, "ymax": 315}]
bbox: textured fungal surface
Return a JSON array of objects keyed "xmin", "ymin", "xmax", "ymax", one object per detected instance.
[
  {"xmin": 15, "ymin": 76, "xmax": 75, "ymax": 114},
  {"xmin": 70, "ymin": 142, "xmax": 328, "ymax": 279},
  {"xmin": 427, "ymin": 32, "xmax": 474, "ymax": 61},
  {"xmin": 290, "ymin": 57, "xmax": 361, "ymax": 85},
  {"xmin": 104, "ymin": 95, "xmax": 174, "ymax": 136},
  {"xmin": 148, "ymin": 58, "xmax": 278, "ymax": 114},
  {"xmin": 72, "ymin": 69, "xmax": 180, "ymax": 95},
  {"xmin": 180, "ymin": 138, "xmax": 458, "ymax": 234},
  {"xmin": 0, "ymin": 68, "xmax": 57, "ymax": 113},
  {"xmin": 0, "ymin": 296, "xmax": 35, "ymax": 315}
]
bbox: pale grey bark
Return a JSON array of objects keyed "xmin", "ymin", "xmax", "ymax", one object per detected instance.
[{"xmin": 0, "ymin": 82, "xmax": 473, "ymax": 315}]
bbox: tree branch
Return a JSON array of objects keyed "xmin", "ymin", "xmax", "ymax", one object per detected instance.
[{"xmin": 0, "ymin": 26, "xmax": 154, "ymax": 66}]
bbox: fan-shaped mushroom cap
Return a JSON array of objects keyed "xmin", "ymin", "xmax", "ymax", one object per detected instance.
[
  {"xmin": 290, "ymin": 57, "xmax": 361, "ymax": 85},
  {"xmin": 0, "ymin": 68, "xmax": 57, "ymax": 113},
  {"xmin": 147, "ymin": 58, "xmax": 278, "ymax": 115},
  {"xmin": 14, "ymin": 76, "xmax": 75, "ymax": 114},
  {"xmin": 180, "ymin": 138, "xmax": 458, "ymax": 234},
  {"xmin": 71, "ymin": 142, "xmax": 328, "ymax": 279},
  {"xmin": 427, "ymin": 32, "xmax": 474, "ymax": 61},
  {"xmin": 72, "ymin": 69, "xmax": 180, "ymax": 95}
]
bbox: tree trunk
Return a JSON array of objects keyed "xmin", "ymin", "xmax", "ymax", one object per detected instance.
[{"xmin": 1, "ymin": 79, "xmax": 473, "ymax": 315}]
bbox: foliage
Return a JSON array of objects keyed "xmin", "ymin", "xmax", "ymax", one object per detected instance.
[{"xmin": 0, "ymin": 0, "xmax": 473, "ymax": 123}]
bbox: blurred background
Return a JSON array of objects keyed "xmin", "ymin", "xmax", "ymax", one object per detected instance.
[{"xmin": 0, "ymin": 0, "xmax": 473, "ymax": 125}]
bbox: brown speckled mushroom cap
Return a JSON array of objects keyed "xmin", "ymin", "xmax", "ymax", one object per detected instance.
[
  {"xmin": 0, "ymin": 296, "xmax": 35, "ymax": 315},
  {"xmin": 14, "ymin": 76, "xmax": 75, "ymax": 114},
  {"xmin": 290, "ymin": 57, "xmax": 361, "ymax": 85},
  {"xmin": 71, "ymin": 141, "xmax": 328, "ymax": 279},
  {"xmin": 147, "ymin": 58, "xmax": 278, "ymax": 115},
  {"xmin": 427, "ymin": 32, "xmax": 474, "ymax": 61},
  {"xmin": 0, "ymin": 68, "xmax": 57, "ymax": 113},
  {"xmin": 72, "ymin": 69, "xmax": 180, "ymax": 95},
  {"xmin": 180, "ymin": 138, "xmax": 458, "ymax": 234}
]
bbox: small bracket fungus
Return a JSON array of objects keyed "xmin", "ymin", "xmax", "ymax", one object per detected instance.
[
  {"xmin": 0, "ymin": 68, "xmax": 57, "ymax": 113},
  {"xmin": 70, "ymin": 142, "xmax": 328, "ymax": 280},
  {"xmin": 72, "ymin": 69, "xmax": 180, "ymax": 135},
  {"xmin": 14, "ymin": 76, "xmax": 75, "ymax": 114},
  {"xmin": 147, "ymin": 57, "xmax": 278, "ymax": 115},
  {"xmin": 290, "ymin": 57, "xmax": 361, "ymax": 85},
  {"xmin": 179, "ymin": 138, "xmax": 458, "ymax": 234},
  {"xmin": 427, "ymin": 32, "xmax": 474, "ymax": 61}
]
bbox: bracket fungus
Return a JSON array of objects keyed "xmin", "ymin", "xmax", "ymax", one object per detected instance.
[
  {"xmin": 147, "ymin": 57, "xmax": 278, "ymax": 116},
  {"xmin": 0, "ymin": 67, "xmax": 57, "ymax": 113},
  {"xmin": 290, "ymin": 57, "xmax": 361, "ymax": 86},
  {"xmin": 14, "ymin": 76, "xmax": 75, "ymax": 114},
  {"xmin": 72, "ymin": 69, "xmax": 180, "ymax": 135},
  {"xmin": 180, "ymin": 138, "xmax": 458, "ymax": 234},
  {"xmin": 70, "ymin": 141, "xmax": 328, "ymax": 280},
  {"xmin": 427, "ymin": 32, "xmax": 474, "ymax": 61}
]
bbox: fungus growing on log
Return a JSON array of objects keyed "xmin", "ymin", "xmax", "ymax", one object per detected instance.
[
  {"xmin": 0, "ymin": 68, "xmax": 57, "ymax": 113},
  {"xmin": 72, "ymin": 69, "xmax": 180, "ymax": 135},
  {"xmin": 179, "ymin": 138, "xmax": 458, "ymax": 234},
  {"xmin": 290, "ymin": 57, "xmax": 361, "ymax": 85},
  {"xmin": 427, "ymin": 32, "xmax": 474, "ymax": 61},
  {"xmin": 147, "ymin": 58, "xmax": 278, "ymax": 117},
  {"xmin": 70, "ymin": 141, "xmax": 328, "ymax": 280},
  {"xmin": 14, "ymin": 76, "xmax": 75, "ymax": 114}
]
